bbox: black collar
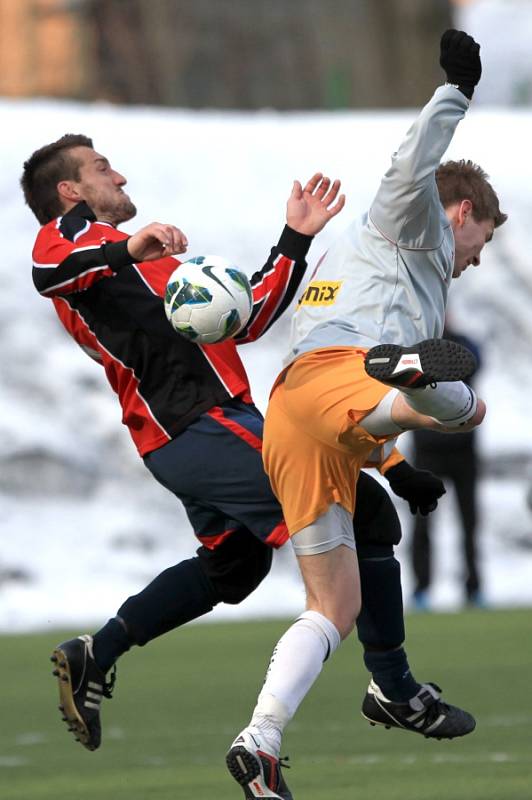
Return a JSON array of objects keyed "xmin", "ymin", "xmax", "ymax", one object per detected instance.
[{"xmin": 63, "ymin": 201, "xmax": 97, "ymax": 223}]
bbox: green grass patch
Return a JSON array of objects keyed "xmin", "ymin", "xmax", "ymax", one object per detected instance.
[{"xmin": 1, "ymin": 609, "xmax": 531, "ymax": 799}]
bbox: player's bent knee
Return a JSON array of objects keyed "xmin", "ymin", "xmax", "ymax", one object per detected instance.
[
  {"xmin": 467, "ymin": 397, "xmax": 486, "ymax": 426},
  {"xmin": 196, "ymin": 531, "xmax": 273, "ymax": 605}
]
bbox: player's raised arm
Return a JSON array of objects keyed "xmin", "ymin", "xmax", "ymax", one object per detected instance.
[{"xmin": 369, "ymin": 30, "xmax": 482, "ymax": 248}]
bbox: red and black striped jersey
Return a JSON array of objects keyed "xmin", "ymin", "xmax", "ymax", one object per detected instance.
[{"xmin": 32, "ymin": 202, "xmax": 312, "ymax": 456}]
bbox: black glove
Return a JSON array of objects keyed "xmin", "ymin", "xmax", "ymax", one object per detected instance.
[
  {"xmin": 440, "ymin": 29, "xmax": 481, "ymax": 100},
  {"xmin": 385, "ymin": 460, "xmax": 446, "ymax": 516}
]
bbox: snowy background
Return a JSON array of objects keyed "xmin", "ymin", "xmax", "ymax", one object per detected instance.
[{"xmin": 1, "ymin": 95, "xmax": 532, "ymax": 633}]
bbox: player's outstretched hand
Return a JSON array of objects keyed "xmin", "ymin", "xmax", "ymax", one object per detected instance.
[
  {"xmin": 440, "ymin": 29, "xmax": 481, "ymax": 100},
  {"xmin": 287, "ymin": 173, "xmax": 345, "ymax": 237},
  {"xmin": 127, "ymin": 222, "xmax": 189, "ymax": 261}
]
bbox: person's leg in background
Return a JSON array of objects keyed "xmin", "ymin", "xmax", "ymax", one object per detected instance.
[
  {"xmin": 450, "ymin": 445, "xmax": 482, "ymax": 606},
  {"xmin": 411, "ymin": 512, "xmax": 432, "ymax": 608}
]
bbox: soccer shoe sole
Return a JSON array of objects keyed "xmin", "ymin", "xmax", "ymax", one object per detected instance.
[
  {"xmin": 364, "ymin": 339, "xmax": 477, "ymax": 388},
  {"xmin": 50, "ymin": 646, "xmax": 96, "ymax": 751},
  {"xmin": 360, "ymin": 708, "xmax": 476, "ymax": 740},
  {"xmin": 226, "ymin": 746, "xmax": 284, "ymax": 800}
]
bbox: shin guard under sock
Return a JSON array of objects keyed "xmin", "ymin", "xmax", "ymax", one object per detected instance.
[{"xmin": 357, "ymin": 544, "xmax": 420, "ymax": 702}]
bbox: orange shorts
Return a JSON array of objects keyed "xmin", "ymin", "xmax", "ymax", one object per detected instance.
[{"xmin": 263, "ymin": 347, "xmax": 397, "ymax": 535}]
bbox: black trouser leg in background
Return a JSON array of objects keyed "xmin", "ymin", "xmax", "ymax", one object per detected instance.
[
  {"xmin": 451, "ymin": 451, "xmax": 479, "ymax": 598},
  {"xmin": 411, "ymin": 513, "xmax": 431, "ymax": 594}
]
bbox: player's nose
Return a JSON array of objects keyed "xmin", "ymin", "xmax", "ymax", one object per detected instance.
[{"xmin": 113, "ymin": 170, "xmax": 127, "ymax": 186}]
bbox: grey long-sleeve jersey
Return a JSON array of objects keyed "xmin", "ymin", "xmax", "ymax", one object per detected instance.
[{"xmin": 285, "ymin": 84, "xmax": 469, "ymax": 367}]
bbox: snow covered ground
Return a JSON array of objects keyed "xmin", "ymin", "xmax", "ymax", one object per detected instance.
[{"xmin": 1, "ymin": 96, "xmax": 532, "ymax": 633}]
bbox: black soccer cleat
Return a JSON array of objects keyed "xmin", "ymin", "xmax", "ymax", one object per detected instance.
[
  {"xmin": 226, "ymin": 728, "xmax": 293, "ymax": 799},
  {"xmin": 364, "ymin": 338, "xmax": 477, "ymax": 389},
  {"xmin": 50, "ymin": 634, "xmax": 116, "ymax": 751},
  {"xmin": 361, "ymin": 680, "xmax": 476, "ymax": 740}
]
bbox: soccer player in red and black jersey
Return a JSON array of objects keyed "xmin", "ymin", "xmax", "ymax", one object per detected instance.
[{"xmin": 22, "ymin": 135, "xmax": 449, "ymax": 767}]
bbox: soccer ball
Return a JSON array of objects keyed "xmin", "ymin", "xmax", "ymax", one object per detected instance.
[{"xmin": 164, "ymin": 255, "xmax": 253, "ymax": 344}]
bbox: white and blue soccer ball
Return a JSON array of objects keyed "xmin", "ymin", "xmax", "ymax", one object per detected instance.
[{"xmin": 164, "ymin": 255, "xmax": 253, "ymax": 344}]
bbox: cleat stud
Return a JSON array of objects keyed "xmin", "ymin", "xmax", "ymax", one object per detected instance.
[
  {"xmin": 61, "ymin": 675, "xmax": 69, "ymax": 682},
  {"xmin": 58, "ymin": 705, "xmax": 64, "ymax": 711},
  {"xmin": 61, "ymin": 716, "xmax": 67, "ymax": 721},
  {"xmin": 52, "ymin": 669, "xmax": 59, "ymax": 676},
  {"xmin": 50, "ymin": 655, "xmax": 57, "ymax": 663},
  {"xmin": 385, "ymin": 725, "xmax": 391, "ymax": 730},
  {"xmin": 59, "ymin": 661, "xmax": 66, "ymax": 668},
  {"xmin": 370, "ymin": 722, "xmax": 375, "ymax": 727}
]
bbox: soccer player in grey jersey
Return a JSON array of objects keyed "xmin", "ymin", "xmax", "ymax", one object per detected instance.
[{"xmin": 227, "ymin": 30, "xmax": 506, "ymax": 800}]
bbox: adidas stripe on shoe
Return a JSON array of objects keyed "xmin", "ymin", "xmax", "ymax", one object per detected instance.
[
  {"xmin": 361, "ymin": 680, "xmax": 476, "ymax": 740},
  {"xmin": 364, "ymin": 338, "xmax": 477, "ymax": 389},
  {"xmin": 50, "ymin": 634, "xmax": 116, "ymax": 751}
]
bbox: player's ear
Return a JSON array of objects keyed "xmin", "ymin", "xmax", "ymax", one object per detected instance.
[
  {"xmin": 457, "ymin": 198, "xmax": 473, "ymax": 226},
  {"xmin": 57, "ymin": 179, "xmax": 82, "ymax": 204}
]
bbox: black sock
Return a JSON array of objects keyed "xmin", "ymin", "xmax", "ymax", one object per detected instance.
[
  {"xmin": 92, "ymin": 617, "xmax": 131, "ymax": 674},
  {"xmin": 363, "ymin": 646, "xmax": 420, "ymax": 703},
  {"xmin": 356, "ymin": 544, "xmax": 420, "ymax": 702}
]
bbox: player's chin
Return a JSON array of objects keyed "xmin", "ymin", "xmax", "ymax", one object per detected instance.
[{"xmin": 116, "ymin": 200, "xmax": 137, "ymax": 224}]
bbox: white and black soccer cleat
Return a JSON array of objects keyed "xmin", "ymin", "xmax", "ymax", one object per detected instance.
[
  {"xmin": 226, "ymin": 727, "xmax": 293, "ymax": 800},
  {"xmin": 361, "ymin": 679, "xmax": 476, "ymax": 740},
  {"xmin": 364, "ymin": 338, "xmax": 477, "ymax": 389},
  {"xmin": 50, "ymin": 634, "xmax": 116, "ymax": 751}
]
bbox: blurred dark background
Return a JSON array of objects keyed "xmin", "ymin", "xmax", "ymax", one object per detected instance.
[{"xmin": 0, "ymin": 0, "xmax": 453, "ymax": 108}]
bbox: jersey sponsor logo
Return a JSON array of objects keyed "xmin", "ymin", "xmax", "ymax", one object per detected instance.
[{"xmin": 297, "ymin": 280, "xmax": 342, "ymax": 307}]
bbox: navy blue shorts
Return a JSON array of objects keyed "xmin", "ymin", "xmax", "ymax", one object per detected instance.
[{"xmin": 143, "ymin": 400, "xmax": 287, "ymax": 550}]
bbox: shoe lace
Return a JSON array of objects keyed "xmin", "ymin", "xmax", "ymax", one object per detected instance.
[{"xmin": 102, "ymin": 664, "xmax": 117, "ymax": 699}]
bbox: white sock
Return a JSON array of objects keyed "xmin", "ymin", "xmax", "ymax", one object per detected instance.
[
  {"xmin": 403, "ymin": 381, "xmax": 477, "ymax": 427},
  {"xmin": 249, "ymin": 610, "xmax": 341, "ymax": 755}
]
